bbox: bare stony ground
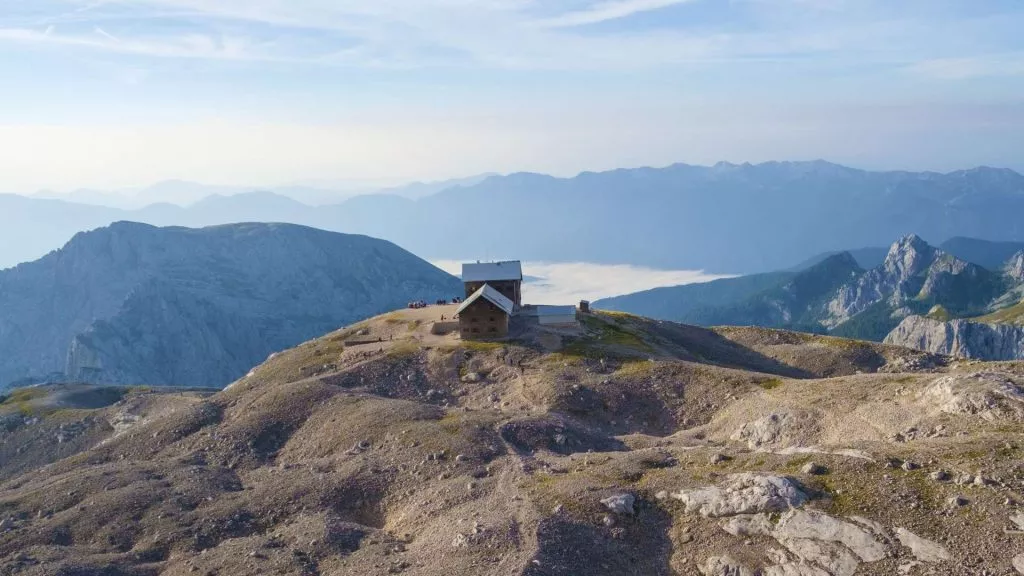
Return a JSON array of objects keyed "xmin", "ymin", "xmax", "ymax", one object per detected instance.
[{"xmin": 1, "ymin": 308, "xmax": 1023, "ymax": 575}]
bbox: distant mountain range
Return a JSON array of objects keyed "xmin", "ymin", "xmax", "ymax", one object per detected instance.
[
  {"xmin": 4, "ymin": 161, "xmax": 1024, "ymax": 272},
  {"xmin": 31, "ymin": 174, "xmax": 496, "ymax": 209},
  {"xmin": 597, "ymin": 235, "xmax": 1024, "ymax": 353},
  {"xmin": 0, "ymin": 222, "xmax": 461, "ymax": 389}
]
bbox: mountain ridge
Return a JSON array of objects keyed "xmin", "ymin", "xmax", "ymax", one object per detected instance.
[
  {"xmin": 598, "ymin": 234, "xmax": 1024, "ymax": 350},
  {"xmin": 4, "ymin": 160, "xmax": 1024, "ymax": 272},
  {"xmin": 0, "ymin": 221, "xmax": 461, "ymax": 389}
]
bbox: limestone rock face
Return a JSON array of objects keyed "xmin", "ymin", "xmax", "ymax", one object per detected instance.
[
  {"xmin": 918, "ymin": 372, "xmax": 1024, "ymax": 421},
  {"xmin": 731, "ymin": 411, "xmax": 819, "ymax": 451},
  {"xmin": 895, "ymin": 528, "xmax": 950, "ymax": 563},
  {"xmin": 824, "ymin": 235, "xmax": 1002, "ymax": 333},
  {"xmin": 673, "ymin": 474, "xmax": 808, "ymax": 518},
  {"xmin": 718, "ymin": 509, "xmax": 887, "ymax": 576},
  {"xmin": 1013, "ymin": 553, "xmax": 1024, "ymax": 575},
  {"xmin": 0, "ymin": 222, "xmax": 461, "ymax": 388},
  {"xmin": 884, "ymin": 315, "xmax": 1024, "ymax": 361},
  {"xmin": 600, "ymin": 493, "xmax": 635, "ymax": 515},
  {"xmin": 825, "ymin": 235, "xmax": 937, "ymax": 327},
  {"xmin": 1006, "ymin": 251, "xmax": 1024, "ymax": 283}
]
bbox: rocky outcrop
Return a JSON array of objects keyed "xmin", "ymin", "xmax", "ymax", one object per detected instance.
[
  {"xmin": 0, "ymin": 222, "xmax": 461, "ymax": 388},
  {"xmin": 673, "ymin": 474, "xmax": 808, "ymax": 518},
  {"xmin": 884, "ymin": 315, "xmax": 1024, "ymax": 361},
  {"xmin": 918, "ymin": 372, "xmax": 1024, "ymax": 421},
  {"xmin": 1007, "ymin": 251, "xmax": 1024, "ymax": 282},
  {"xmin": 685, "ymin": 475, "xmax": 889, "ymax": 576},
  {"xmin": 730, "ymin": 411, "xmax": 820, "ymax": 451}
]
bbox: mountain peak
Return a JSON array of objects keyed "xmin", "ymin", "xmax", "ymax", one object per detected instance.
[
  {"xmin": 883, "ymin": 234, "xmax": 936, "ymax": 277},
  {"xmin": 0, "ymin": 222, "xmax": 461, "ymax": 388},
  {"xmin": 892, "ymin": 234, "xmax": 929, "ymax": 250}
]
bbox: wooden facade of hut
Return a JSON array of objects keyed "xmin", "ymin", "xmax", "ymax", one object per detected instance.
[{"xmin": 456, "ymin": 284, "xmax": 515, "ymax": 339}]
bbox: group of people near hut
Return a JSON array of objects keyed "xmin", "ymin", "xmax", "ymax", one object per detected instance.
[{"xmin": 408, "ymin": 297, "xmax": 463, "ymax": 309}]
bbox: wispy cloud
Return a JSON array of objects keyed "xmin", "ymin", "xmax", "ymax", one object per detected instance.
[
  {"xmin": 93, "ymin": 25, "xmax": 119, "ymax": 42},
  {"xmin": 536, "ymin": 0, "xmax": 696, "ymax": 28},
  {"xmin": 0, "ymin": 1, "xmax": 1021, "ymax": 74},
  {"xmin": 0, "ymin": 26, "xmax": 266, "ymax": 61},
  {"xmin": 910, "ymin": 54, "xmax": 1024, "ymax": 80}
]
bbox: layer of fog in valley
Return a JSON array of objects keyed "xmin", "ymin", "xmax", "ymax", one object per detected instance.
[{"xmin": 431, "ymin": 260, "xmax": 733, "ymax": 305}]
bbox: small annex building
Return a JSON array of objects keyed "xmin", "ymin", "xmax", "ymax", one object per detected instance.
[
  {"xmin": 462, "ymin": 261, "xmax": 523, "ymax": 311},
  {"xmin": 522, "ymin": 305, "xmax": 579, "ymax": 327},
  {"xmin": 456, "ymin": 284, "xmax": 515, "ymax": 339}
]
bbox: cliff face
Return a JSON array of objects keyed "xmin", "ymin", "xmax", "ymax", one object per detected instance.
[
  {"xmin": 1006, "ymin": 251, "xmax": 1024, "ymax": 283},
  {"xmin": 884, "ymin": 315, "xmax": 1024, "ymax": 361},
  {"xmin": 824, "ymin": 235, "xmax": 995, "ymax": 326},
  {"xmin": 822, "ymin": 235, "xmax": 1010, "ymax": 341},
  {"xmin": 0, "ymin": 222, "xmax": 461, "ymax": 388}
]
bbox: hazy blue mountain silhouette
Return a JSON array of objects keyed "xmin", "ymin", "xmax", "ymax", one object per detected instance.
[
  {"xmin": 4, "ymin": 161, "xmax": 1024, "ymax": 272},
  {"xmin": 0, "ymin": 222, "xmax": 460, "ymax": 389}
]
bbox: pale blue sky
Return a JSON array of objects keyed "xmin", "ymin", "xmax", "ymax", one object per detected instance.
[{"xmin": 1, "ymin": 0, "xmax": 1022, "ymax": 191}]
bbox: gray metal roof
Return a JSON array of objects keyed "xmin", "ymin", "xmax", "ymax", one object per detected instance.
[
  {"xmin": 456, "ymin": 284, "xmax": 515, "ymax": 316},
  {"xmin": 532, "ymin": 305, "xmax": 577, "ymax": 317},
  {"xmin": 461, "ymin": 261, "xmax": 523, "ymax": 283}
]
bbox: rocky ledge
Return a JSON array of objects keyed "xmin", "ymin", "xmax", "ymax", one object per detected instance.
[{"xmin": 885, "ymin": 315, "xmax": 1024, "ymax": 361}]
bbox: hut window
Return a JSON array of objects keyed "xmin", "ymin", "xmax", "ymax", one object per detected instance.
[
  {"xmin": 489, "ymin": 316, "xmax": 495, "ymax": 322},
  {"xmin": 489, "ymin": 327, "xmax": 497, "ymax": 333}
]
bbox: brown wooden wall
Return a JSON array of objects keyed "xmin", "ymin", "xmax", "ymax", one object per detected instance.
[
  {"xmin": 459, "ymin": 298, "xmax": 509, "ymax": 339},
  {"xmin": 464, "ymin": 280, "xmax": 521, "ymax": 309}
]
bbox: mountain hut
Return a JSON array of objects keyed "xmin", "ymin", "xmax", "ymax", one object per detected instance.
[{"xmin": 456, "ymin": 284, "xmax": 515, "ymax": 339}]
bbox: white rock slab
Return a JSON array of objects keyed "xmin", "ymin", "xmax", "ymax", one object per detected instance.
[{"xmin": 895, "ymin": 527, "xmax": 951, "ymax": 563}]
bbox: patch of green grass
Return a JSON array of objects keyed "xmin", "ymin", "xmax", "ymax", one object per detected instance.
[
  {"xmin": 926, "ymin": 305, "xmax": 952, "ymax": 322},
  {"xmin": 901, "ymin": 470, "xmax": 943, "ymax": 511},
  {"xmin": 782, "ymin": 455, "xmax": 813, "ymax": 473},
  {"xmin": 819, "ymin": 336, "xmax": 873, "ymax": 351},
  {"xmin": 565, "ymin": 314, "xmax": 653, "ymax": 357},
  {"xmin": 614, "ymin": 360, "xmax": 658, "ymax": 378},
  {"xmin": 458, "ymin": 341, "xmax": 504, "ymax": 353},
  {"xmin": 974, "ymin": 300, "xmax": 1024, "ymax": 325},
  {"xmin": 386, "ymin": 340, "xmax": 422, "ymax": 359},
  {"xmin": 0, "ymin": 388, "xmax": 50, "ymax": 415},
  {"xmin": 438, "ymin": 413, "xmax": 465, "ymax": 435},
  {"xmin": 758, "ymin": 378, "xmax": 784, "ymax": 390},
  {"xmin": 47, "ymin": 408, "xmax": 96, "ymax": 422},
  {"xmin": 2, "ymin": 388, "xmax": 47, "ymax": 405},
  {"xmin": 816, "ymin": 477, "xmax": 856, "ymax": 516},
  {"xmin": 600, "ymin": 310, "xmax": 640, "ymax": 320}
]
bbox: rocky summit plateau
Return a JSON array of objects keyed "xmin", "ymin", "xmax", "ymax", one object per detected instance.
[{"xmin": 1, "ymin": 306, "xmax": 1023, "ymax": 575}]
